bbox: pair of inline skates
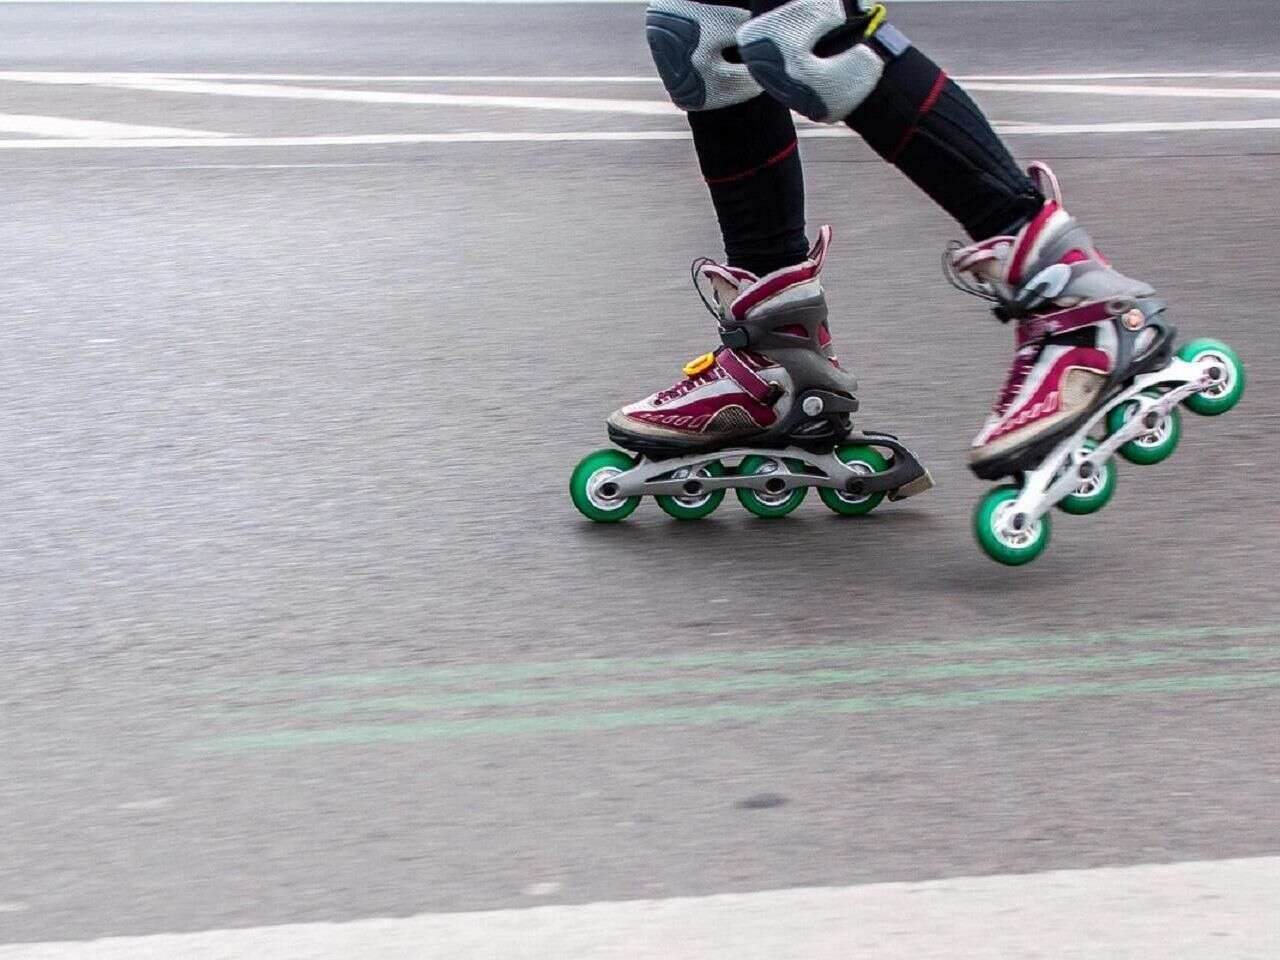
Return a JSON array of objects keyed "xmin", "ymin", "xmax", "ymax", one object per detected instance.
[{"xmin": 569, "ymin": 165, "xmax": 1246, "ymax": 565}]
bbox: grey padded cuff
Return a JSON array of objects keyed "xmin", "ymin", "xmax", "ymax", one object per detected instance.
[{"xmin": 646, "ymin": 0, "xmax": 763, "ymax": 111}]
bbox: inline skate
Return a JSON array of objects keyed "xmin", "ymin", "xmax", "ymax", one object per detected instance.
[
  {"xmin": 949, "ymin": 163, "xmax": 1246, "ymax": 565},
  {"xmin": 570, "ymin": 226, "xmax": 933, "ymax": 522}
]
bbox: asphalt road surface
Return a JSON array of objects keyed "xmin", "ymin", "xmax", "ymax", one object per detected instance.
[{"xmin": 0, "ymin": 1, "xmax": 1277, "ymax": 954}]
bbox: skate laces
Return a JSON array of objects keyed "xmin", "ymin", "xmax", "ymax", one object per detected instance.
[
  {"xmin": 992, "ymin": 342, "xmax": 1040, "ymax": 417},
  {"xmin": 655, "ymin": 346, "xmax": 722, "ymax": 405},
  {"xmin": 691, "ymin": 258, "xmax": 723, "ymax": 319},
  {"xmin": 655, "ymin": 366, "xmax": 712, "ymax": 405},
  {"xmin": 690, "ymin": 258, "xmax": 757, "ymax": 320},
  {"xmin": 943, "ymin": 240, "xmax": 1002, "ymax": 305},
  {"xmin": 943, "ymin": 162, "xmax": 1074, "ymax": 318},
  {"xmin": 943, "ymin": 239, "xmax": 1067, "ymax": 320}
]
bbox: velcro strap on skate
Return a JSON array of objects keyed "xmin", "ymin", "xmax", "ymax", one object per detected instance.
[
  {"xmin": 869, "ymin": 21, "xmax": 911, "ymax": 58},
  {"xmin": 851, "ymin": 4, "xmax": 911, "ymax": 59},
  {"xmin": 717, "ymin": 348, "xmax": 780, "ymax": 405},
  {"xmin": 1017, "ymin": 300, "xmax": 1112, "ymax": 346}
]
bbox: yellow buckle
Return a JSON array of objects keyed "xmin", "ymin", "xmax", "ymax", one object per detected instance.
[
  {"xmin": 863, "ymin": 3, "xmax": 887, "ymax": 36},
  {"xmin": 682, "ymin": 352, "xmax": 716, "ymax": 377}
]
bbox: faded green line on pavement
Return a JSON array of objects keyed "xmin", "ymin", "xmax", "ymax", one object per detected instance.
[
  {"xmin": 197, "ymin": 624, "xmax": 1278, "ymax": 694},
  {"xmin": 191, "ymin": 670, "xmax": 1280, "ymax": 752},
  {"xmin": 216, "ymin": 646, "xmax": 1270, "ymax": 717}
]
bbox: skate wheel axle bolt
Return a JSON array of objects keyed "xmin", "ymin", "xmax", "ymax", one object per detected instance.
[
  {"xmin": 1011, "ymin": 513, "xmax": 1027, "ymax": 531},
  {"xmin": 802, "ymin": 396, "xmax": 825, "ymax": 417},
  {"xmin": 764, "ymin": 477, "xmax": 787, "ymax": 495},
  {"xmin": 682, "ymin": 480, "xmax": 702, "ymax": 496},
  {"xmin": 1078, "ymin": 462, "xmax": 1094, "ymax": 479},
  {"xmin": 1143, "ymin": 411, "xmax": 1160, "ymax": 430},
  {"xmin": 598, "ymin": 481, "xmax": 619, "ymax": 500},
  {"xmin": 1207, "ymin": 365, "xmax": 1222, "ymax": 381},
  {"xmin": 1122, "ymin": 308, "xmax": 1145, "ymax": 330}
]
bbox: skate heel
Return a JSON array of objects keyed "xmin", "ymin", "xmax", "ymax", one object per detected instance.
[{"xmin": 890, "ymin": 469, "xmax": 935, "ymax": 502}]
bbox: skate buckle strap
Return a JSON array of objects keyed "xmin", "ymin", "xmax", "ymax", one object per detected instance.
[
  {"xmin": 716, "ymin": 348, "xmax": 781, "ymax": 406},
  {"xmin": 719, "ymin": 324, "xmax": 751, "ymax": 349},
  {"xmin": 858, "ymin": 3, "xmax": 886, "ymax": 35},
  {"xmin": 1017, "ymin": 301, "xmax": 1112, "ymax": 345},
  {"xmin": 834, "ymin": 1, "xmax": 909, "ymax": 58},
  {"xmin": 861, "ymin": 5, "xmax": 912, "ymax": 58}
]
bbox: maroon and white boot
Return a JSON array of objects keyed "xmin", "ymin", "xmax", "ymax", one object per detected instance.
[
  {"xmin": 948, "ymin": 162, "xmax": 1168, "ymax": 479},
  {"xmin": 571, "ymin": 227, "xmax": 932, "ymax": 523},
  {"xmin": 606, "ymin": 226, "xmax": 859, "ymax": 457}
]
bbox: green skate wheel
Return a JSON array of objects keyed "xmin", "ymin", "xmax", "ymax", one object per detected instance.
[
  {"xmin": 1106, "ymin": 390, "xmax": 1181, "ymax": 465},
  {"xmin": 818, "ymin": 445, "xmax": 889, "ymax": 517},
  {"xmin": 1178, "ymin": 338, "xmax": 1245, "ymax": 416},
  {"xmin": 569, "ymin": 448, "xmax": 640, "ymax": 523},
  {"xmin": 736, "ymin": 455, "xmax": 807, "ymax": 518},
  {"xmin": 973, "ymin": 484, "xmax": 1051, "ymax": 566},
  {"xmin": 1058, "ymin": 439, "xmax": 1117, "ymax": 515},
  {"xmin": 655, "ymin": 460, "xmax": 727, "ymax": 521}
]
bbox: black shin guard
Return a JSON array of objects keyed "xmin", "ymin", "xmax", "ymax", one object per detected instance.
[
  {"xmin": 845, "ymin": 47, "xmax": 1043, "ymax": 240},
  {"xmin": 688, "ymin": 93, "xmax": 809, "ymax": 276}
]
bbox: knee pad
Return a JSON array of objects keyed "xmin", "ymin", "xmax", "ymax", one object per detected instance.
[
  {"xmin": 646, "ymin": 0, "xmax": 763, "ymax": 111},
  {"xmin": 736, "ymin": 0, "xmax": 911, "ymax": 123}
]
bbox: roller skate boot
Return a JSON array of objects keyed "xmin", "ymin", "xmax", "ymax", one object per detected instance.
[
  {"xmin": 571, "ymin": 227, "xmax": 933, "ymax": 522},
  {"xmin": 948, "ymin": 163, "xmax": 1246, "ymax": 564}
]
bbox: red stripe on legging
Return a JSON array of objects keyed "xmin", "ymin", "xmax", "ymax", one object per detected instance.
[
  {"xmin": 886, "ymin": 69, "xmax": 949, "ymax": 163},
  {"xmin": 704, "ymin": 138, "xmax": 799, "ymax": 186}
]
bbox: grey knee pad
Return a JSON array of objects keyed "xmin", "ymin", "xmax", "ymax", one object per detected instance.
[
  {"xmin": 737, "ymin": 0, "xmax": 909, "ymax": 123},
  {"xmin": 646, "ymin": 0, "xmax": 763, "ymax": 111}
]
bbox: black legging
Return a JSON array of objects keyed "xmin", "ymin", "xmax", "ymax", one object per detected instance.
[{"xmin": 678, "ymin": 0, "xmax": 1043, "ymax": 276}]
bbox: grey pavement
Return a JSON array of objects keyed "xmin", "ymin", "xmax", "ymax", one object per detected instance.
[{"xmin": 0, "ymin": 0, "xmax": 1278, "ymax": 947}]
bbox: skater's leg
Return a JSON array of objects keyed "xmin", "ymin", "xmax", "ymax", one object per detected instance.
[
  {"xmin": 731, "ymin": 1, "xmax": 1161, "ymax": 471},
  {"xmin": 736, "ymin": 0, "xmax": 1043, "ymax": 240},
  {"xmin": 607, "ymin": 0, "xmax": 854, "ymax": 454},
  {"xmin": 842, "ymin": 46, "xmax": 1044, "ymax": 241},
  {"xmin": 686, "ymin": 96, "xmax": 808, "ymax": 275},
  {"xmin": 717, "ymin": 0, "xmax": 1247, "ymax": 567},
  {"xmin": 646, "ymin": 0, "xmax": 807, "ymax": 274},
  {"xmin": 568, "ymin": 0, "xmax": 937, "ymax": 523}
]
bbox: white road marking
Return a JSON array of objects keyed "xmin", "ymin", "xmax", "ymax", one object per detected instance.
[
  {"xmin": 0, "ymin": 72, "xmax": 665, "ymax": 84},
  {"xmin": 7, "ymin": 70, "xmax": 1280, "ymax": 85},
  {"xmin": 1009, "ymin": 118, "xmax": 1280, "ymax": 134},
  {"xmin": 2, "ymin": 69, "xmax": 1279, "ymax": 150},
  {"xmin": 963, "ymin": 80, "xmax": 1280, "ymax": 101},
  {"xmin": 0, "ymin": 113, "xmax": 225, "ymax": 139},
  {"xmin": 6, "ymin": 74, "xmax": 1280, "ymax": 116},
  {"xmin": 0, "ymin": 75, "xmax": 682, "ymax": 116},
  {"xmin": 960, "ymin": 72, "xmax": 1280, "ymax": 82},
  {"xmin": 4, "ymin": 117, "xmax": 1280, "ymax": 150},
  {"xmin": 0, "ymin": 131, "xmax": 692, "ymax": 149},
  {"xmin": 2, "ymin": 857, "xmax": 1276, "ymax": 959},
  {"xmin": 115, "ymin": 798, "xmax": 172, "ymax": 811},
  {"xmin": 0, "ymin": 0, "xmax": 1094, "ymax": 4},
  {"xmin": 521, "ymin": 882, "xmax": 562, "ymax": 897}
]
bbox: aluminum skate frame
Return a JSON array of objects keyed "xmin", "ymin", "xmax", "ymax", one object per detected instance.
[
  {"xmin": 993, "ymin": 354, "xmax": 1222, "ymax": 539},
  {"xmin": 599, "ymin": 430, "xmax": 934, "ymax": 504}
]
